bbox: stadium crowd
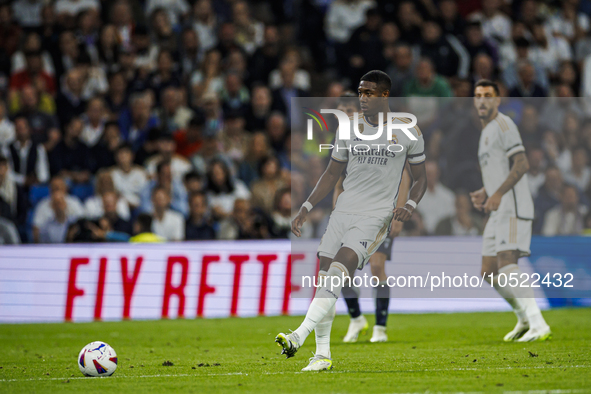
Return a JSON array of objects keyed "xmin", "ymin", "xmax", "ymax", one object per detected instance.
[{"xmin": 0, "ymin": 0, "xmax": 591, "ymax": 244}]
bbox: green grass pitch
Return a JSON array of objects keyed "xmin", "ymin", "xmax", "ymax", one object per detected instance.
[{"xmin": 1, "ymin": 308, "xmax": 590, "ymax": 393}]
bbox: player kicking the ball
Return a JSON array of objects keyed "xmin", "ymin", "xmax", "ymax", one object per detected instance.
[
  {"xmin": 276, "ymin": 70, "xmax": 427, "ymax": 371},
  {"xmin": 471, "ymin": 80, "xmax": 551, "ymax": 342}
]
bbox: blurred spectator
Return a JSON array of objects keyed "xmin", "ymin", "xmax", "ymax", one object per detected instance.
[
  {"xmin": 385, "ymin": 44, "xmax": 414, "ymax": 98},
  {"xmin": 417, "ymin": 161, "xmax": 455, "ymax": 235},
  {"xmin": 84, "ymin": 171, "xmax": 130, "ymax": 220},
  {"xmin": 467, "ymin": 0, "xmax": 511, "ymax": 43},
  {"xmin": 0, "ymin": 98, "xmax": 14, "ymax": 146},
  {"xmin": 0, "ymin": 155, "xmax": 16, "ymax": 219},
  {"xmin": 105, "ymin": 72, "xmax": 128, "ymax": 120},
  {"xmin": 48, "ymin": 117, "xmax": 92, "ymax": 184},
  {"xmin": 232, "ymin": 1, "xmax": 263, "ymax": 56},
  {"xmin": 192, "ymin": 0, "xmax": 217, "ymax": 52},
  {"xmin": 12, "ymin": 0, "xmax": 43, "ymax": 30},
  {"xmin": 270, "ymin": 187, "xmax": 291, "ymax": 238},
  {"xmin": 542, "ymin": 184, "xmax": 588, "ymax": 236},
  {"xmin": 403, "ymin": 58, "xmax": 452, "ymax": 97},
  {"xmin": 534, "ymin": 166, "xmax": 564, "ymax": 234},
  {"xmin": 462, "ymin": 21, "xmax": 497, "ymax": 67},
  {"xmin": 95, "ymin": 190, "xmax": 132, "ymax": 234},
  {"xmin": 10, "ymin": 50, "xmax": 56, "ymax": 95},
  {"xmin": 90, "ymin": 121, "xmax": 121, "ymax": 171},
  {"xmin": 269, "ymin": 49, "xmax": 310, "ymax": 92},
  {"xmin": 184, "ymin": 171, "xmax": 203, "ymax": 195},
  {"xmin": 545, "ymin": 0, "xmax": 589, "ymax": 45},
  {"xmin": 179, "ymin": 28, "xmax": 202, "ymax": 80},
  {"xmin": 151, "ymin": 9, "xmax": 178, "ymax": 55},
  {"xmin": 435, "ymin": 192, "xmax": 483, "ymax": 236},
  {"xmin": 0, "ymin": 3, "xmax": 22, "ymax": 58},
  {"xmin": 206, "ymin": 158, "xmax": 250, "ymax": 220},
  {"xmin": 146, "ymin": 0, "xmax": 189, "ymax": 27},
  {"xmin": 80, "ymin": 97, "xmax": 107, "ymax": 147},
  {"xmin": 527, "ymin": 147, "xmax": 546, "ymax": 198},
  {"xmin": 151, "ymin": 186, "xmax": 184, "ymax": 241},
  {"xmin": 271, "ymin": 59, "xmax": 309, "ymax": 121},
  {"xmin": 2, "ymin": 116, "xmax": 49, "ymax": 187},
  {"xmin": 502, "ymin": 38, "xmax": 549, "ymax": 91},
  {"xmin": 245, "ymin": 84, "xmax": 272, "ymax": 132},
  {"xmin": 185, "ymin": 191, "xmax": 215, "ymax": 240},
  {"xmin": 148, "ymin": 50, "xmax": 181, "ymax": 105},
  {"xmin": 265, "ymin": 112, "xmax": 287, "ymax": 154},
  {"xmin": 438, "ymin": 0, "xmax": 465, "ymax": 37},
  {"xmin": 418, "ymin": 19, "xmax": 467, "ymax": 79},
  {"xmin": 191, "ymin": 50, "xmax": 224, "ymax": 100},
  {"xmin": 250, "ymin": 155, "xmax": 286, "ymax": 215},
  {"xmin": 145, "ymin": 133, "xmax": 192, "ymax": 182},
  {"xmin": 11, "ymin": 84, "xmax": 59, "ymax": 150},
  {"xmin": 129, "ymin": 213, "xmax": 165, "ymax": 243},
  {"xmin": 11, "ymin": 32, "xmax": 54, "ymax": 76},
  {"xmin": 56, "ymin": 68, "xmax": 87, "ymax": 127},
  {"xmin": 36, "ymin": 188, "xmax": 76, "ymax": 243},
  {"xmin": 217, "ymin": 197, "xmax": 268, "ymax": 240},
  {"xmin": 220, "ymin": 111, "xmax": 248, "ymax": 163},
  {"xmin": 111, "ymin": 144, "xmax": 148, "ymax": 209},
  {"xmin": 249, "ymin": 26, "xmax": 280, "ymax": 87},
  {"xmin": 140, "ymin": 159, "xmax": 188, "ymax": 216},
  {"xmin": 221, "ymin": 72, "xmax": 250, "ymax": 115},
  {"xmin": 539, "ymin": 85, "xmax": 583, "ymax": 133},
  {"xmin": 509, "ymin": 61, "xmax": 547, "ymax": 98},
  {"xmin": 119, "ymin": 92, "xmax": 159, "ymax": 152},
  {"xmin": 238, "ymin": 131, "xmax": 271, "ymax": 186},
  {"xmin": 564, "ymin": 147, "xmax": 591, "ymax": 192},
  {"xmin": 325, "ymin": 0, "xmax": 376, "ymax": 45},
  {"xmin": 175, "ymin": 115, "xmax": 204, "ymax": 158},
  {"xmin": 77, "ymin": 52, "xmax": 108, "ymax": 100},
  {"xmin": 0, "ymin": 216, "xmax": 20, "ymax": 244},
  {"xmin": 347, "ymin": 8, "xmax": 386, "ymax": 84}
]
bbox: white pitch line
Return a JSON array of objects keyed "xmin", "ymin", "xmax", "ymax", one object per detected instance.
[{"xmin": 0, "ymin": 364, "xmax": 589, "ymax": 383}]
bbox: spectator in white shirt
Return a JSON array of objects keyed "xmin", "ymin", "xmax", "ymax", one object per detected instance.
[
  {"xmin": 37, "ymin": 189, "xmax": 77, "ymax": 243},
  {"xmin": 416, "ymin": 160, "xmax": 456, "ymax": 234},
  {"xmin": 54, "ymin": 0, "xmax": 100, "ymax": 20},
  {"xmin": 231, "ymin": 1, "xmax": 264, "ymax": 55},
  {"xmin": 564, "ymin": 147, "xmax": 591, "ymax": 192},
  {"xmin": 0, "ymin": 99, "xmax": 15, "ymax": 146},
  {"xmin": 546, "ymin": 0, "xmax": 589, "ymax": 45},
  {"xmin": 111, "ymin": 144, "xmax": 148, "ymax": 209},
  {"xmin": 12, "ymin": 0, "xmax": 44, "ymax": 29},
  {"xmin": 151, "ymin": 186, "xmax": 184, "ymax": 241},
  {"xmin": 144, "ymin": 133, "xmax": 192, "ymax": 182},
  {"xmin": 192, "ymin": 0, "xmax": 217, "ymax": 52},
  {"xmin": 206, "ymin": 158, "xmax": 250, "ymax": 221},
  {"xmin": 325, "ymin": 0, "xmax": 376, "ymax": 44},
  {"xmin": 543, "ymin": 184, "xmax": 587, "ymax": 236},
  {"xmin": 32, "ymin": 176, "xmax": 84, "ymax": 242},
  {"xmin": 80, "ymin": 97, "xmax": 107, "ymax": 147},
  {"xmin": 468, "ymin": 0, "xmax": 511, "ymax": 43},
  {"xmin": 84, "ymin": 170, "xmax": 130, "ymax": 220}
]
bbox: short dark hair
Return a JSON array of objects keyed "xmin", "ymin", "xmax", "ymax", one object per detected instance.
[
  {"xmin": 474, "ymin": 79, "xmax": 500, "ymax": 96},
  {"xmin": 360, "ymin": 70, "xmax": 391, "ymax": 94},
  {"xmin": 135, "ymin": 213, "xmax": 152, "ymax": 233},
  {"xmin": 156, "ymin": 159, "xmax": 171, "ymax": 175},
  {"xmin": 184, "ymin": 171, "xmax": 202, "ymax": 184}
]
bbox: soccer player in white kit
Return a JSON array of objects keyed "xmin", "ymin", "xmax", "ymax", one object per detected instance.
[
  {"xmin": 471, "ymin": 80, "xmax": 551, "ymax": 342},
  {"xmin": 275, "ymin": 70, "xmax": 427, "ymax": 370}
]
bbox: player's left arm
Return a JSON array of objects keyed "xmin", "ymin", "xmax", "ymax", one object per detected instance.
[
  {"xmin": 390, "ymin": 164, "xmax": 412, "ymax": 234},
  {"xmin": 483, "ymin": 151, "xmax": 529, "ymax": 213},
  {"xmin": 393, "ymin": 161, "xmax": 427, "ymax": 222}
]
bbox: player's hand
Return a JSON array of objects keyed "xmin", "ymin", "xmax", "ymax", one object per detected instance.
[
  {"xmin": 469, "ymin": 188, "xmax": 487, "ymax": 211},
  {"xmin": 291, "ymin": 207, "xmax": 308, "ymax": 237},
  {"xmin": 389, "ymin": 218, "xmax": 404, "ymax": 237},
  {"xmin": 483, "ymin": 192, "xmax": 502, "ymax": 213},
  {"xmin": 393, "ymin": 204, "xmax": 414, "ymax": 222}
]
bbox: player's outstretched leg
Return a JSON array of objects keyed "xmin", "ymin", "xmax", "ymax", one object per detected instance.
[
  {"xmin": 342, "ymin": 283, "xmax": 368, "ymax": 343},
  {"xmin": 275, "ymin": 261, "xmax": 350, "ymax": 358},
  {"xmin": 305, "ymin": 269, "xmax": 336, "ymax": 371}
]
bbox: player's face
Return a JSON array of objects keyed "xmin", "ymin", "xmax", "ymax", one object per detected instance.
[
  {"xmin": 473, "ymin": 86, "xmax": 500, "ymax": 120},
  {"xmin": 358, "ymin": 81, "xmax": 387, "ymax": 116}
]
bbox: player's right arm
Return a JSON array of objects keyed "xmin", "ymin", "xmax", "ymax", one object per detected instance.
[{"xmin": 291, "ymin": 159, "xmax": 347, "ymax": 237}]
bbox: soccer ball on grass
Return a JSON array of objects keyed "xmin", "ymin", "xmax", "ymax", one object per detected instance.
[{"xmin": 78, "ymin": 341, "xmax": 118, "ymax": 377}]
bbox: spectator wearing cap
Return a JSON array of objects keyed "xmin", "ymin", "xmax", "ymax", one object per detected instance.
[
  {"xmin": 32, "ymin": 176, "xmax": 84, "ymax": 242},
  {"xmin": 140, "ymin": 159, "xmax": 188, "ymax": 217},
  {"xmin": 111, "ymin": 143, "xmax": 148, "ymax": 209},
  {"xmin": 150, "ymin": 185, "xmax": 184, "ymax": 241},
  {"xmin": 174, "ymin": 114, "xmax": 204, "ymax": 158},
  {"xmin": 10, "ymin": 50, "xmax": 56, "ymax": 95},
  {"xmin": 185, "ymin": 191, "xmax": 215, "ymax": 240},
  {"xmin": 145, "ymin": 132, "xmax": 192, "ymax": 183},
  {"xmin": 156, "ymin": 86, "xmax": 194, "ymax": 134},
  {"xmin": 48, "ymin": 117, "xmax": 92, "ymax": 185}
]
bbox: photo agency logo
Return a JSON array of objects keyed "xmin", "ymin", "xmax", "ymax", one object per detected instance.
[{"xmin": 303, "ymin": 108, "xmax": 418, "ymax": 153}]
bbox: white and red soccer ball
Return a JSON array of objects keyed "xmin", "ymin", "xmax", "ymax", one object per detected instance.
[{"xmin": 78, "ymin": 341, "xmax": 118, "ymax": 377}]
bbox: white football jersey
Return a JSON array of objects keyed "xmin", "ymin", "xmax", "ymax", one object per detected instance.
[
  {"xmin": 331, "ymin": 114, "xmax": 425, "ymax": 217},
  {"xmin": 478, "ymin": 111, "xmax": 534, "ymax": 219}
]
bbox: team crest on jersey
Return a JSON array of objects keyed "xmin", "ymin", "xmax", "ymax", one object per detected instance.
[
  {"xmin": 358, "ymin": 124, "xmax": 364, "ymax": 133},
  {"xmin": 389, "ymin": 134, "xmax": 398, "ymax": 144}
]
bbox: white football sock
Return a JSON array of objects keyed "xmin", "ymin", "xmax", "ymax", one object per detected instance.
[
  {"xmin": 504, "ymin": 265, "xmax": 548, "ymax": 329},
  {"xmin": 293, "ymin": 262, "xmax": 349, "ymax": 347},
  {"xmin": 487, "ymin": 264, "xmax": 528, "ymax": 324},
  {"xmin": 314, "ymin": 270, "xmax": 335, "ymax": 358}
]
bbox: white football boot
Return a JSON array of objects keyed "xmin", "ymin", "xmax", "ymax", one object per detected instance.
[
  {"xmin": 343, "ymin": 315, "xmax": 368, "ymax": 343},
  {"xmin": 516, "ymin": 325, "xmax": 552, "ymax": 342},
  {"xmin": 301, "ymin": 354, "xmax": 333, "ymax": 371},
  {"xmin": 370, "ymin": 325, "xmax": 388, "ymax": 343},
  {"xmin": 503, "ymin": 321, "xmax": 530, "ymax": 342}
]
